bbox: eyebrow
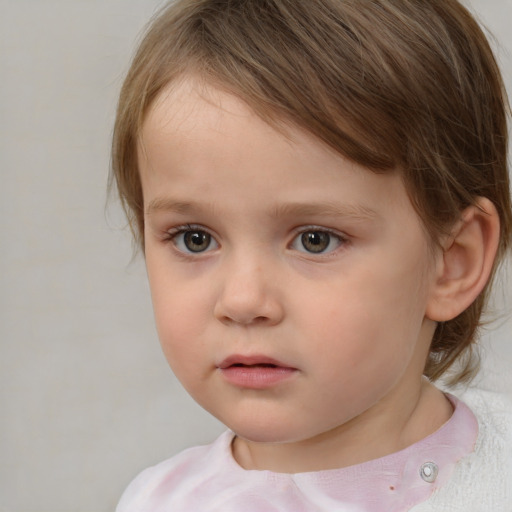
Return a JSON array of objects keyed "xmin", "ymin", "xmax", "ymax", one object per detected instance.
[
  {"xmin": 146, "ymin": 197, "xmax": 379, "ymax": 222},
  {"xmin": 146, "ymin": 198, "xmax": 202, "ymax": 216},
  {"xmin": 269, "ymin": 202, "xmax": 379, "ymax": 222}
]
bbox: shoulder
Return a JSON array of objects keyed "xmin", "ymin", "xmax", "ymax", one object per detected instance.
[
  {"xmin": 458, "ymin": 387, "xmax": 512, "ymax": 469},
  {"xmin": 413, "ymin": 388, "xmax": 512, "ymax": 511},
  {"xmin": 115, "ymin": 431, "xmax": 235, "ymax": 512},
  {"xmin": 458, "ymin": 387, "xmax": 512, "ymax": 429}
]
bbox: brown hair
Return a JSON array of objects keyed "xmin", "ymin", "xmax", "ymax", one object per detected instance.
[{"xmin": 111, "ymin": 0, "xmax": 511, "ymax": 385}]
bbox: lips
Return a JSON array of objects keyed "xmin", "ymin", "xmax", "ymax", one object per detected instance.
[
  {"xmin": 218, "ymin": 354, "xmax": 291, "ymax": 369},
  {"xmin": 218, "ymin": 354, "xmax": 298, "ymax": 389}
]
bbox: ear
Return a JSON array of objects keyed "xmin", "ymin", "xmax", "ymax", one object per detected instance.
[{"xmin": 426, "ymin": 197, "xmax": 500, "ymax": 322}]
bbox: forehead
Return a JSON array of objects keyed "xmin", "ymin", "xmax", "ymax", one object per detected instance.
[
  {"xmin": 139, "ymin": 77, "xmax": 413, "ymax": 220},
  {"xmin": 141, "ymin": 77, "xmax": 290, "ymax": 158},
  {"xmin": 141, "ymin": 77, "xmax": 364, "ymax": 180}
]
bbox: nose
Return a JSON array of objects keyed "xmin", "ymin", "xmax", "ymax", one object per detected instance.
[{"xmin": 213, "ymin": 255, "xmax": 284, "ymax": 327}]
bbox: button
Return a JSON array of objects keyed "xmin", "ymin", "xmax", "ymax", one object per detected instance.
[{"xmin": 420, "ymin": 462, "xmax": 438, "ymax": 483}]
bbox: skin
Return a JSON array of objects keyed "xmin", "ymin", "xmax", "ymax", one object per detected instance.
[{"xmin": 139, "ymin": 78, "xmax": 454, "ymax": 473}]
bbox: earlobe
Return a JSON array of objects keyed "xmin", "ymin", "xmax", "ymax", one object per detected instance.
[{"xmin": 426, "ymin": 197, "xmax": 500, "ymax": 322}]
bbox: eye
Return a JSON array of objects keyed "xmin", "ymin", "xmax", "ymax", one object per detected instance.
[
  {"xmin": 170, "ymin": 227, "xmax": 218, "ymax": 254},
  {"xmin": 291, "ymin": 229, "xmax": 344, "ymax": 254}
]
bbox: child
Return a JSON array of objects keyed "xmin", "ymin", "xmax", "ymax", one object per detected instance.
[{"xmin": 112, "ymin": 0, "xmax": 512, "ymax": 510}]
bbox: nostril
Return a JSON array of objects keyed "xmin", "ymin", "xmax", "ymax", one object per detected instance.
[
  {"xmin": 220, "ymin": 315, "xmax": 269, "ymax": 326},
  {"xmin": 213, "ymin": 288, "xmax": 284, "ymax": 326}
]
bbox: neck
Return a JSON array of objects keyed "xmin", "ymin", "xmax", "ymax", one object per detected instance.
[{"xmin": 232, "ymin": 379, "xmax": 453, "ymax": 473}]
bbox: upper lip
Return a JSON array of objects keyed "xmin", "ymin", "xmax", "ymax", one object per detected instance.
[{"xmin": 217, "ymin": 354, "xmax": 295, "ymax": 369}]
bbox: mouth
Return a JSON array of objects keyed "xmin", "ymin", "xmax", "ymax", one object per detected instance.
[
  {"xmin": 217, "ymin": 355, "xmax": 298, "ymax": 389},
  {"xmin": 231, "ymin": 363, "xmax": 279, "ymax": 368},
  {"xmin": 218, "ymin": 354, "xmax": 293, "ymax": 369}
]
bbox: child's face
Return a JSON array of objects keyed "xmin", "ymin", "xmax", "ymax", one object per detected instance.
[{"xmin": 139, "ymin": 79, "xmax": 440, "ymax": 446}]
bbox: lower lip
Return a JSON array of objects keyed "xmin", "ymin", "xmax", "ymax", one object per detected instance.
[{"xmin": 220, "ymin": 365, "xmax": 297, "ymax": 389}]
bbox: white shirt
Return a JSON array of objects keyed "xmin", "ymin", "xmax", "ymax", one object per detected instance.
[{"xmin": 116, "ymin": 388, "xmax": 512, "ymax": 511}]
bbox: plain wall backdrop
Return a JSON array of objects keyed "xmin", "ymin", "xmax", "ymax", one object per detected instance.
[{"xmin": 1, "ymin": 1, "xmax": 511, "ymax": 510}]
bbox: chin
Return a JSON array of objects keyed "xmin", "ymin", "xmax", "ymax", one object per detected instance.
[
  {"xmin": 235, "ymin": 428, "xmax": 291, "ymax": 444},
  {"xmin": 217, "ymin": 414, "xmax": 298, "ymax": 444},
  {"xmin": 227, "ymin": 417, "xmax": 324, "ymax": 445}
]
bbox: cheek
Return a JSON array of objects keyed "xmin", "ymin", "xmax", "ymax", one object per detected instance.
[
  {"xmin": 297, "ymin": 295, "xmax": 388, "ymax": 384},
  {"xmin": 147, "ymin": 251, "xmax": 206, "ymax": 328},
  {"xmin": 151, "ymin": 291, "xmax": 211, "ymax": 396},
  {"xmin": 147, "ymin": 268, "xmax": 211, "ymax": 367},
  {"xmin": 299, "ymin": 264, "xmax": 429, "ymax": 373},
  {"xmin": 363, "ymin": 249, "xmax": 432, "ymax": 328}
]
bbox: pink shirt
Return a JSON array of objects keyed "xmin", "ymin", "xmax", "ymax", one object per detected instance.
[{"xmin": 117, "ymin": 394, "xmax": 478, "ymax": 512}]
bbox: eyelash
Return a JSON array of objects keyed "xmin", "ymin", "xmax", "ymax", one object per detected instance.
[
  {"xmin": 162, "ymin": 224, "xmax": 349, "ymax": 257},
  {"xmin": 290, "ymin": 226, "xmax": 349, "ymax": 256},
  {"xmin": 164, "ymin": 224, "xmax": 219, "ymax": 256}
]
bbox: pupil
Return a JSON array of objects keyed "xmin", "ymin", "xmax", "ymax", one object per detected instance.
[
  {"xmin": 302, "ymin": 232, "xmax": 329, "ymax": 253},
  {"xmin": 184, "ymin": 231, "xmax": 210, "ymax": 252}
]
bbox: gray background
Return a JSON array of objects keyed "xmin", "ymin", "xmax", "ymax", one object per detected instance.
[{"xmin": 0, "ymin": 1, "xmax": 511, "ymax": 511}]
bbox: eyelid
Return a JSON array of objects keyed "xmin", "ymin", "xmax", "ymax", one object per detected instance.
[
  {"xmin": 289, "ymin": 225, "xmax": 349, "ymax": 255},
  {"xmin": 161, "ymin": 223, "xmax": 349, "ymax": 257},
  {"xmin": 164, "ymin": 224, "xmax": 219, "ymax": 254},
  {"xmin": 165, "ymin": 223, "xmax": 208, "ymax": 236},
  {"xmin": 291, "ymin": 225, "xmax": 349, "ymax": 240}
]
